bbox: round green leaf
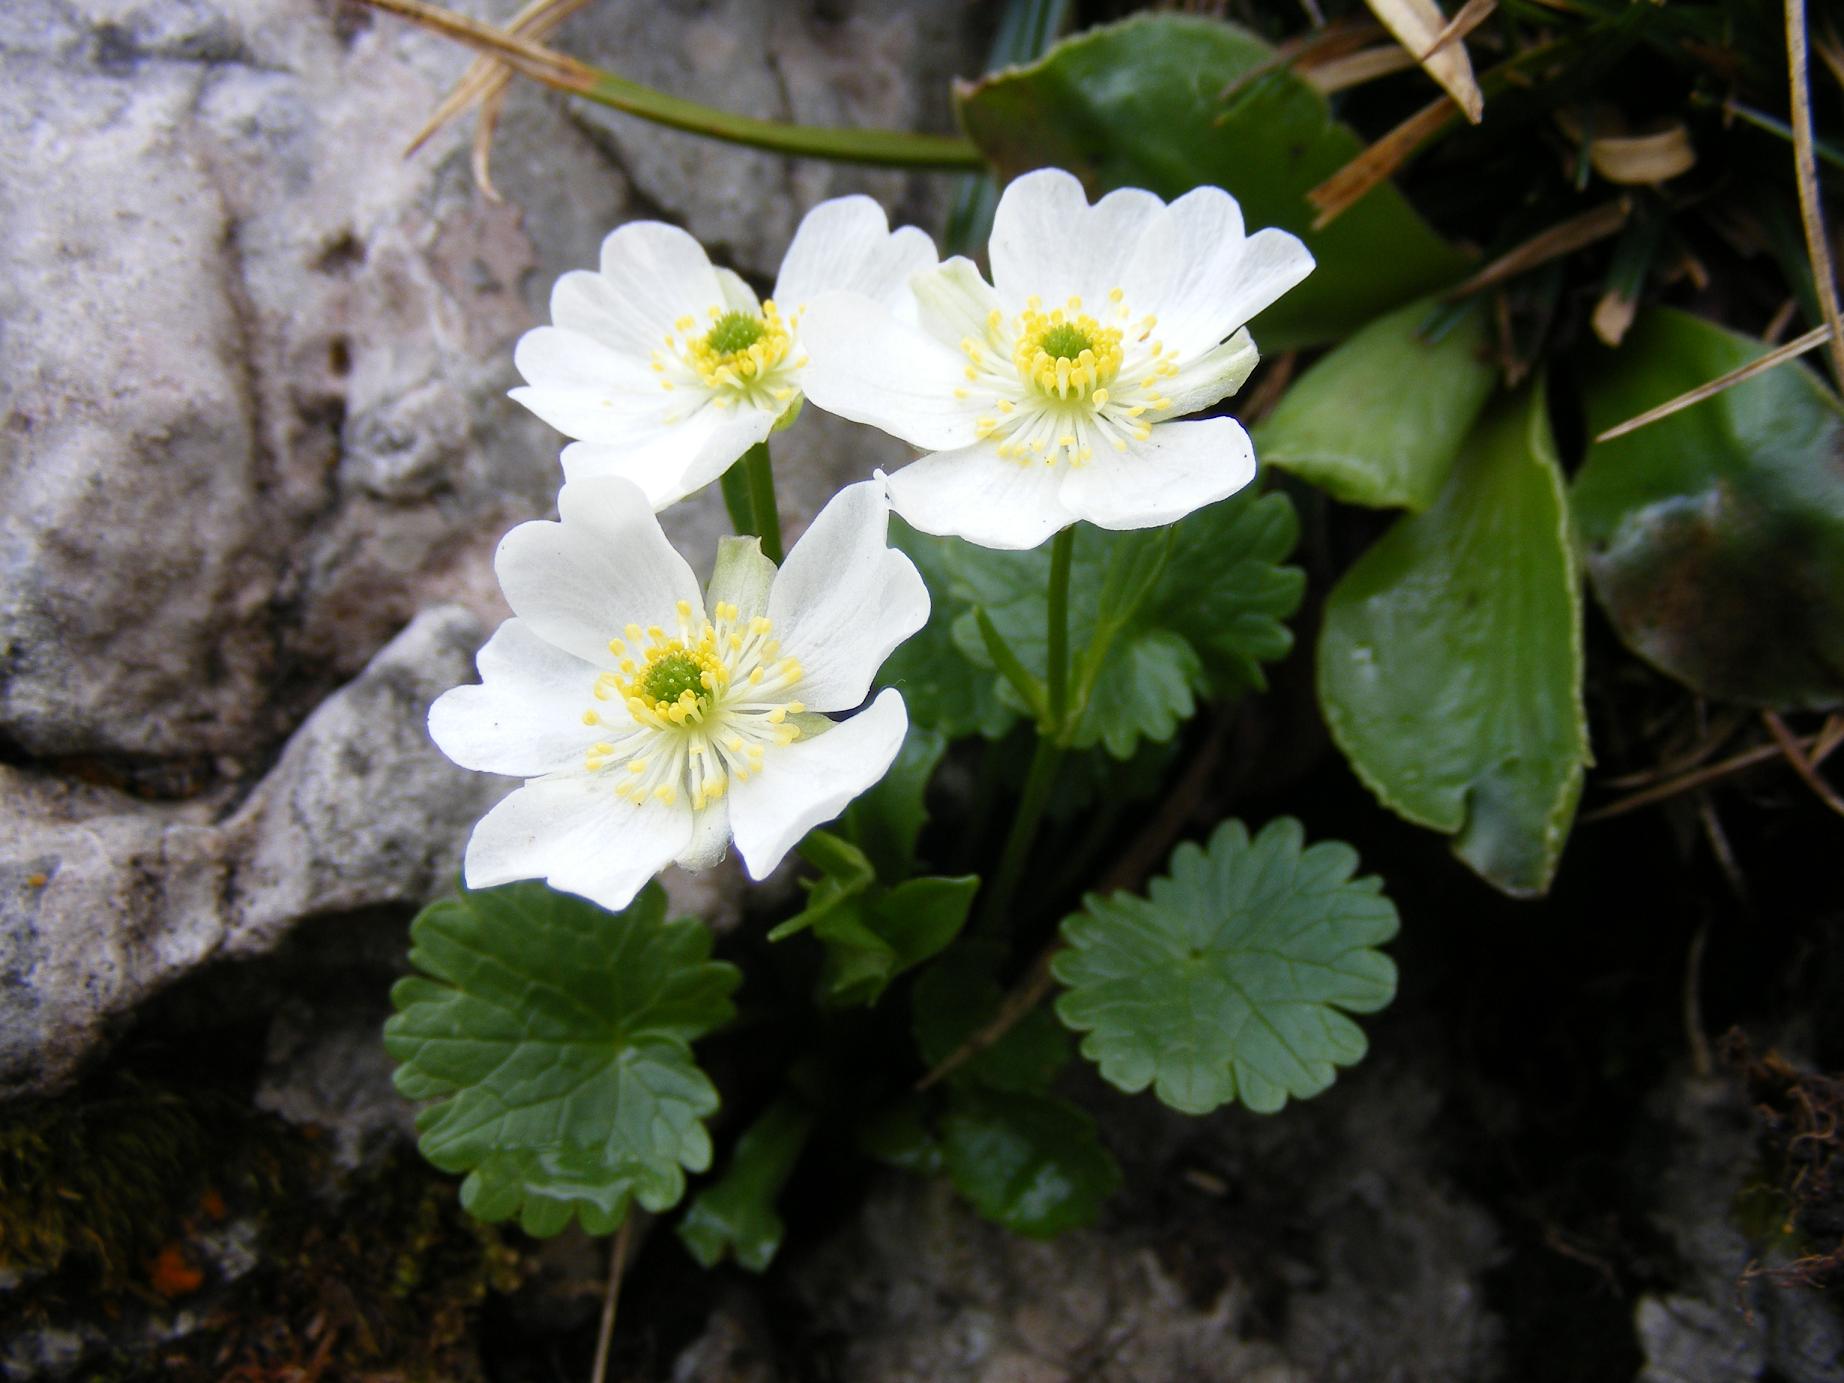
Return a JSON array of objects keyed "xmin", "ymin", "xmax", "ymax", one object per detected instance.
[
  {"xmin": 1318, "ymin": 381, "xmax": 1589, "ymax": 897},
  {"xmin": 385, "ymin": 881, "xmax": 739, "ymax": 1236},
  {"xmin": 1054, "ymin": 818, "xmax": 1398, "ymax": 1116},
  {"xmin": 1575, "ymin": 308, "xmax": 1844, "ymax": 709}
]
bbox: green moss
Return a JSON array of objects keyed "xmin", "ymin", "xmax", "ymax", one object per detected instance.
[{"xmin": 0, "ymin": 1078, "xmax": 214, "ymax": 1283}]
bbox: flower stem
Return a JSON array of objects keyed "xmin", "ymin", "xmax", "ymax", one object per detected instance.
[
  {"xmin": 719, "ymin": 462, "xmax": 753, "ymax": 536},
  {"xmin": 974, "ymin": 526, "xmax": 1077, "ymax": 935},
  {"xmin": 743, "ymin": 443, "xmax": 783, "ymax": 564},
  {"xmin": 360, "ymin": 0, "xmax": 986, "ymax": 170},
  {"xmin": 1045, "ymin": 527, "xmax": 1074, "ymax": 731},
  {"xmin": 974, "ymin": 732, "xmax": 1064, "ymax": 935}
]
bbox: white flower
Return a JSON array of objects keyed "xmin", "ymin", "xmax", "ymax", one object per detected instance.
[
  {"xmin": 511, "ymin": 197, "xmax": 937, "ymax": 510},
  {"xmin": 799, "ymin": 169, "xmax": 1315, "ymax": 550},
  {"xmin": 429, "ymin": 476, "xmax": 930, "ymax": 913}
]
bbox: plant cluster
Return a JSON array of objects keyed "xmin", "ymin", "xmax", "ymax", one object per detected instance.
[{"xmin": 362, "ymin": 0, "xmax": 1844, "ymax": 1330}]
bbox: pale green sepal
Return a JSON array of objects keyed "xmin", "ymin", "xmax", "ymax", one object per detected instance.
[{"xmin": 707, "ymin": 534, "xmax": 778, "ymax": 620}]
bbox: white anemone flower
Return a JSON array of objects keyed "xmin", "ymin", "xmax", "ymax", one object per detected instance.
[
  {"xmin": 511, "ymin": 197, "xmax": 937, "ymax": 510},
  {"xmin": 429, "ymin": 476, "xmax": 930, "ymax": 913},
  {"xmin": 799, "ymin": 169, "xmax": 1316, "ymax": 550}
]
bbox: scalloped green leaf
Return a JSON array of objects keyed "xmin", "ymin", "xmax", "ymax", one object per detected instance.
[
  {"xmin": 954, "ymin": 14, "xmax": 1468, "ymax": 349},
  {"xmin": 939, "ymin": 1088, "xmax": 1121, "ymax": 1238},
  {"xmin": 676, "ymin": 1097, "xmax": 812, "ymax": 1273},
  {"xmin": 385, "ymin": 881, "xmax": 739, "ymax": 1237},
  {"xmin": 1254, "ymin": 298, "xmax": 1497, "ymax": 511},
  {"xmin": 938, "ymin": 490, "xmax": 1303, "ymax": 759},
  {"xmin": 1575, "ymin": 308, "xmax": 1844, "ymax": 710},
  {"xmin": 1054, "ymin": 818, "xmax": 1398, "ymax": 1116},
  {"xmin": 1317, "ymin": 381, "xmax": 1589, "ymax": 896}
]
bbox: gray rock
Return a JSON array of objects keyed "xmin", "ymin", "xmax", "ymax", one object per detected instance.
[
  {"xmin": 0, "ymin": 0, "xmax": 973, "ymax": 1094},
  {"xmin": 0, "ymin": 605, "xmax": 494, "ymax": 1097}
]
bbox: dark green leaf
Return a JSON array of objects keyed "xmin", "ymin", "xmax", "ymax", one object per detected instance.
[
  {"xmin": 816, "ymin": 875, "xmax": 979, "ymax": 1008},
  {"xmin": 1254, "ymin": 298, "xmax": 1497, "ymax": 511},
  {"xmin": 857, "ymin": 1099, "xmax": 945, "ymax": 1174},
  {"xmin": 954, "ymin": 14, "xmax": 1468, "ymax": 348},
  {"xmin": 912, "ymin": 941, "xmax": 1069, "ymax": 1094},
  {"xmin": 385, "ymin": 882, "xmax": 739, "ymax": 1236},
  {"xmin": 880, "ymin": 520, "xmax": 1022, "ymax": 741},
  {"xmin": 1318, "ymin": 381, "xmax": 1589, "ymax": 896},
  {"xmin": 1576, "ymin": 308, "xmax": 1844, "ymax": 709},
  {"xmin": 940, "ymin": 1088, "xmax": 1120, "ymax": 1237},
  {"xmin": 839, "ymin": 723, "xmax": 949, "ymax": 881},
  {"xmin": 677, "ymin": 1098, "xmax": 813, "ymax": 1273},
  {"xmin": 1054, "ymin": 819, "xmax": 1398, "ymax": 1115}
]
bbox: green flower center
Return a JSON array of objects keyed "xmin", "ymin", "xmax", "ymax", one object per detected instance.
[
  {"xmin": 641, "ymin": 650, "xmax": 710, "ymax": 708},
  {"xmin": 704, "ymin": 310, "xmax": 767, "ymax": 356},
  {"xmin": 1038, "ymin": 322, "xmax": 1094, "ymax": 360}
]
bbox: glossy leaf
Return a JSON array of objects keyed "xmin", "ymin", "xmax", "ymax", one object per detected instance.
[
  {"xmin": 1318, "ymin": 382, "xmax": 1589, "ymax": 895},
  {"xmin": 940, "ymin": 1088, "xmax": 1121, "ymax": 1238},
  {"xmin": 1255, "ymin": 298, "xmax": 1497, "ymax": 510},
  {"xmin": 677, "ymin": 1098, "xmax": 813, "ymax": 1273},
  {"xmin": 1576, "ymin": 308, "xmax": 1844, "ymax": 709},
  {"xmin": 386, "ymin": 882, "xmax": 739, "ymax": 1236},
  {"xmin": 954, "ymin": 13, "xmax": 1469, "ymax": 348},
  {"xmin": 1054, "ymin": 819, "xmax": 1399, "ymax": 1116},
  {"xmin": 814, "ymin": 875, "xmax": 979, "ymax": 1008}
]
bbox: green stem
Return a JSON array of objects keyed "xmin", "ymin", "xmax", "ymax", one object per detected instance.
[
  {"xmin": 974, "ymin": 734, "xmax": 1065, "ymax": 935},
  {"xmin": 719, "ymin": 462, "xmax": 754, "ymax": 536},
  {"xmin": 365, "ymin": 0, "xmax": 986, "ymax": 170},
  {"xmin": 742, "ymin": 443, "xmax": 783, "ymax": 564},
  {"xmin": 1045, "ymin": 527, "xmax": 1074, "ymax": 733}
]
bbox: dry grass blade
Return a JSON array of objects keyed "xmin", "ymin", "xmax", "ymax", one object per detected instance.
[
  {"xmin": 1786, "ymin": 0, "xmax": 1844, "ymax": 389},
  {"xmin": 1590, "ymin": 124, "xmax": 1695, "ymax": 184},
  {"xmin": 588, "ymin": 1215, "xmax": 634, "ymax": 1383},
  {"xmin": 1763, "ymin": 710, "xmax": 1844, "ymax": 818},
  {"xmin": 402, "ymin": 0, "xmax": 590, "ymax": 198},
  {"xmin": 1582, "ymin": 725, "xmax": 1844, "ymax": 823},
  {"xmin": 1594, "ymin": 324, "xmax": 1831, "ymax": 442},
  {"xmin": 1308, "ymin": 93, "xmax": 1458, "ymax": 227},
  {"xmin": 1446, "ymin": 198, "xmax": 1630, "ymax": 299},
  {"xmin": 359, "ymin": 0, "xmax": 599, "ymax": 94},
  {"xmin": 1364, "ymin": 0, "xmax": 1484, "ymax": 122},
  {"xmin": 1307, "ymin": 45, "xmax": 1419, "ymax": 95},
  {"xmin": 1420, "ymin": 0, "xmax": 1497, "ymax": 59},
  {"xmin": 1818, "ymin": 22, "xmax": 1844, "ymax": 94}
]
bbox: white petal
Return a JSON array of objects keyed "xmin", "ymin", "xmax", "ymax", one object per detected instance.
[
  {"xmin": 560, "ymin": 408, "xmax": 773, "ymax": 510},
  {"xmin": 912, "ymin": 257, "xmax": 1004, "ymax": 347},
  {"xmin": 767, "ymin": 480, "xmax": 929, "ymax": 712},
  {"xmin": 706, "ymin": 535, "xmax": 778, "ymax": 621},
  {"xmin": 989, "ymin": 169, "xmax": 1165, "ymax": 309},
  {"xmin": 464, "ymin": 775, "xmax": 692, "ymax": 914},
  {"xmin": 495, "ymin": 477, "xmax": 703, "ymax": 664},
  {"xmin": 773, "ymin": 195, "xmax": 939, "ymax": 310},
  {"xmin": 510, "ymin": 326, "xmax": 673, "ymax": 442},
  {"xmin": 1156, "ymin": 328, "xmax": 1260, "ymax": 419},
  {"xmin": 885, "ymin": 443, "xmax": 1076, "ymax": 550},
  {"xmin": 677, "ymin": 801, "xmax": 732, "ymax": 872},
  {"xmin": 429, "ymin": 619, "xmax": 606, "ymax": 778},
  {"xmin": 1130, "ymin": 187, "xmax": 1314, "ymax": 357},
  {"xmin": 544, "ymin": 222, "xmax": 725, "ymax": 356},
  {"xmin": 728, "ymin": 689, "xmax": 909, "ymax": 879},
  {"xmin": 1059, "ymin": 417, "xmax": 1256, "ymax": 531},
  {"xmin": 798, "ymin": 292, "xmax": 984, "ymax": 449}
]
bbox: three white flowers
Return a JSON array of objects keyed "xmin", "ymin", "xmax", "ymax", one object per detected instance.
[{"xmin": 437, "ymin": 170, "xmax": 1313, "ymax": 908}]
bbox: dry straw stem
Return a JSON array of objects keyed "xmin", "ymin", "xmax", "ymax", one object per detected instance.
[
  {"xmin": 1763, "ymin": 710, "xmax": 1844, "ymax": 818},
  {"xmin": 1583, "ymin": 718, "xmax": 1844, "ymax": 823},
  {"xmin": 1446, "ymin": 198, "xmax": 1631, "ymax": 300},
  {"xmin": 1308, "ymin": 93, "xmax": 1458, "ymax": 227},
  {"xmin": 404, "ymin": 0, "xmax": 590, "ymax": 201},
  {"xmin": 1593, "ymin": 324, "xmax": 1832, "ymax": 443},
  {"xmin": 1786, "ymin": 0, "xmax": 1844, "ymax": 390},
  {"xmin": 588, "ymin": 1214, "xmax": 634, "ymax": 1383},
  {"xmin": 1363, "ymin": 0, "xmax": 1485, "ymax": 122}
]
